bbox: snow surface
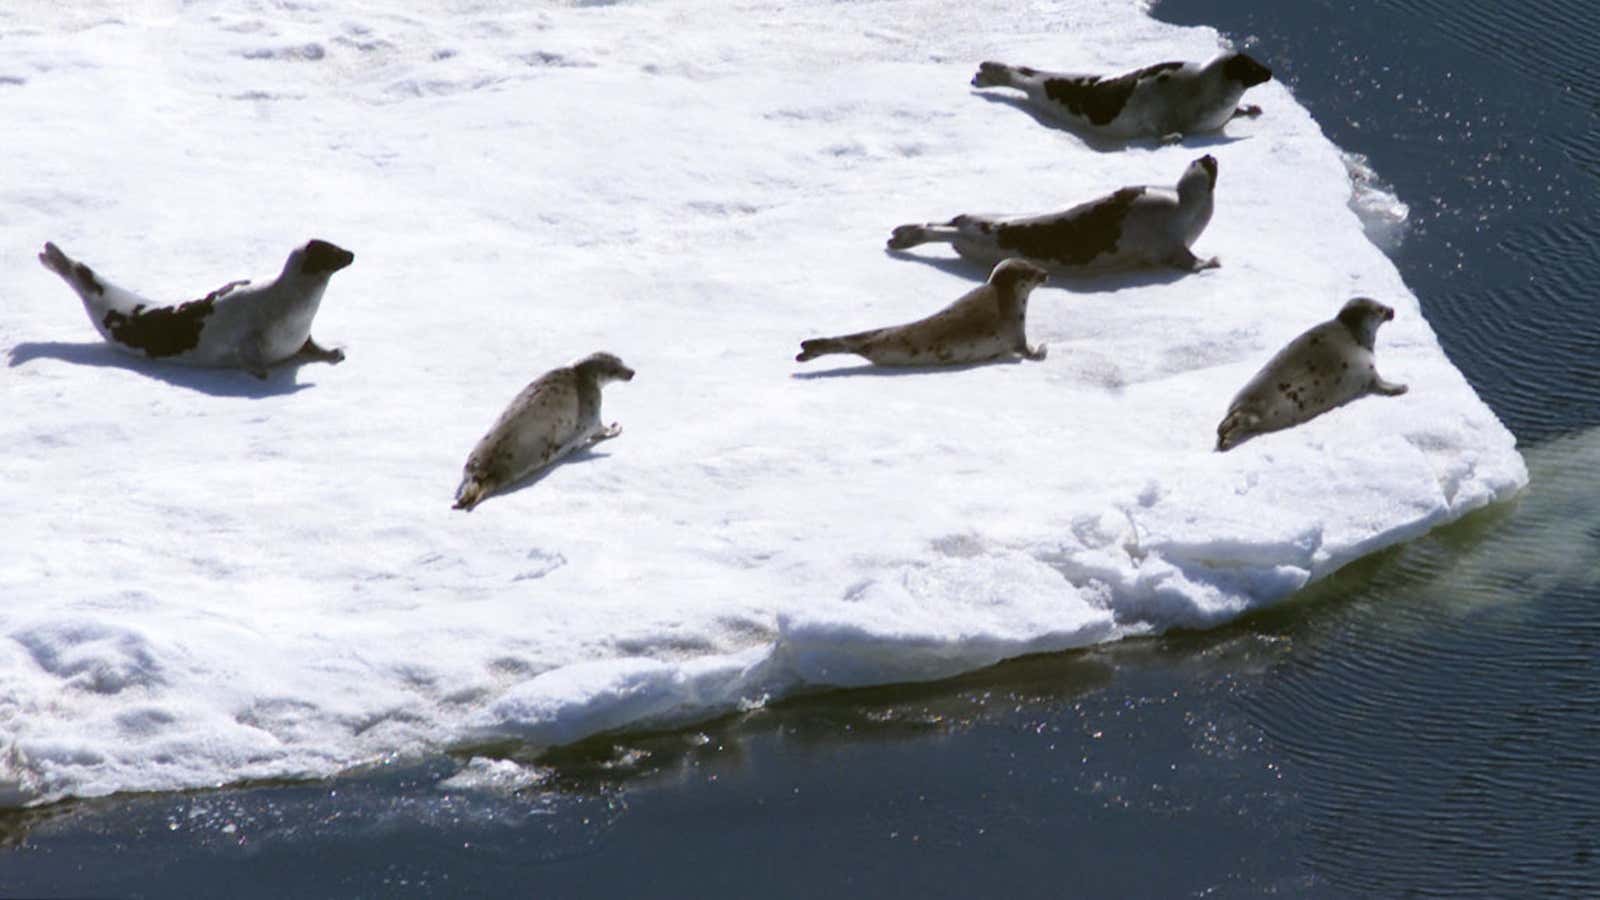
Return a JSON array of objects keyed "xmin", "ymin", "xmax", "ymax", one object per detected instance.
[{"xmin": 0, "ymin": 0, "xmax": 1524, "ymax": 806}]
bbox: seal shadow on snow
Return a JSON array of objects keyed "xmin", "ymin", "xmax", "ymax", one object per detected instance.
[
  {"xmin": 883, "ymin": 248, "xmax": 1200, "ymax": 292},
  {"xmin": 790, "ymin": 357, "xmax": 1034, "ymax": 380},
  {"xmin": 7, "ymin": 341, "xmax": 314, "ymax": 399},
  {"xmin": 968, "ymin": 92, "xmax": 1252, "ymax": 153},
  {"xmin": 474, "ymin": 445, "xmax": 614, "ymax": 505}
]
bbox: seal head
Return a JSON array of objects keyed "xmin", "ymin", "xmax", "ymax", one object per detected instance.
[
  {"xmin": 1221, "ymin": 52, "xmax": 1273, "ymax": 88},
  {"xmin": 293, "ymin": 239, "xmax": 355, "ymax": 276},
  {"xmin": 573, "ymin": 351, "xmax": 637, "ymax": 385},
  {"xmin": 1336, "ymin": 296, "xmax": 1395, "ymax": 350}
]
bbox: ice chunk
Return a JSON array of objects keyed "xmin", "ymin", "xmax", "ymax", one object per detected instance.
[{"xmin": 0, "ymin": 0, "xmax": 1524, "ymax": 806}]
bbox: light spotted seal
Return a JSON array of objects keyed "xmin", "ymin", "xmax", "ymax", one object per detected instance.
[
  {"xmin": 1216, "ymin": 297, "xmax": 1408, "ymax": 451},
  {"xmin": 972, "ymin": 52, "xmax": 1272, "ymax": 142},
  {"xmin": 454, "ymin": 351, "xmax": 636, "ymax": 511},
  {"xmin": 796, "ymin": 258, "xmax": 1049, "ymax": 366},
  {"xmin": 37, "ymin": 239, "xmax": 353, "ymax": 378},
  {"xmin": 887, "ymin": 155, "xmax": 1219, "ymax": 274}
]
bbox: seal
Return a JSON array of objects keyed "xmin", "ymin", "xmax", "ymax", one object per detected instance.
[
  {"xmin": 887, "ymin": 155, "xmax": 1219, "ymax": 273},
  {"xmin": 1215, "ymin": 297, "xmax": 1408, "ymax": 451},
  {"xmin": 453, "ymin": 351, "xmax": 636, "ymax": 511},
  {"xmin": 971, "ymin": 52, "xmax": 1272, "ymax": 142},
  {"xmin": 37, "ymin": 239, "xmax": 354, "ymax": 378},
  {"xmin": 796, "ymin": 258, "xmax": 1049, "ymax": 366}
]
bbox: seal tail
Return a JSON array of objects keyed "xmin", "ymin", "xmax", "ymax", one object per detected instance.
[
  {"xmin": 38, "ymin": 242, "xmax": 73, "ymax": 279},
  {"xmin": 972, "ymin": 61, "xmax": 1031, "ymax": 88},
  {"xmin": 38, "ymin": 242, "xmax": 161, "ymax": 348},
  {"xmin": 38, "ymin": 242, "xmax": 106, "ymax": 299},
  {"xmin": 797, "ymin": 330, "xmax": 881, "ymax": 363},
  {"xmin": 887, "ymin": 224, "xmax": 931, "ymax": 250},
  {"xmin": 796, "ymin": 336, "xmax": 854, "ymax": 362},
  {"xmin": 888, "ymin": 221, "xmax": 966, "ymax": 251}
]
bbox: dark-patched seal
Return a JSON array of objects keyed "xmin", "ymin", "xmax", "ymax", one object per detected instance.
[
  {"xmin": 38, "ymin": 239, "xmax": 353, "ymax": 378},
  {"xmin": 887, "ymin": 155, "xmax": 1219, "ymax": 274},
  {"xmin": 796, "ymin": 258, "xmax": 1049, "ymax": 366},
  {"xmin": 1216, "ymin": 297, "xmax": 1408, "ymax": 451},
  {"xmin": 972, "ymin": 52, "xmax": 1272, "ymax": 142},
  {"xmin": 454, "ymin": 351, "xmax": 636, "ymax": 511}
]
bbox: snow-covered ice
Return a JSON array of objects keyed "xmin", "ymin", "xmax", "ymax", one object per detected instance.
[{"xmin": 0, "ymin": 0, "xmax": 1524, "ymax": 806}]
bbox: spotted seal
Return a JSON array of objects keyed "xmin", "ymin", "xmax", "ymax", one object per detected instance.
[
  {"xmin": 1216, "ymin": 297, "xmax": 1408, "ymax": 451},
  {"xmin": 454, "ymin": 351, "xmax": 636, "ymax": 511},
  {"xmin": 796, "ymin": 258, "xmax": 1049, "ymax": 366}
]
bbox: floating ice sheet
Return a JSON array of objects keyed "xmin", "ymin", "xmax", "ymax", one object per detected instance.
[{"xmin": 0, "ymin": 0, "xmax": 1524, "ymax": 806}]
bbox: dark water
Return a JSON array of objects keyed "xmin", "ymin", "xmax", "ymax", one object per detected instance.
[
  {"xmin": 5, "ymin": 1, "xmax": 1600, "ymax": 896},
  {"xmin": 1173, "ymin": 0, "xmax": 1600, "ymax": 443}
]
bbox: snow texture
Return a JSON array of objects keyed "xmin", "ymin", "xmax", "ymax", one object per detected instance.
[{"xmin": 0, "ymin": 0, "xmax": 1525, "ymax": 806}]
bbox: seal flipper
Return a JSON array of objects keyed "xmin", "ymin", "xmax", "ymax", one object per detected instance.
[
  {"xmin": 295, "ymin": 336, "xmax": 346, "ymax": 366},
  {"xmin": 887, "ymin": 224, "xmax": 932, "ymax": 251},
  {"xmin": 797, "ymin": 332, "xmax": 878, "ymax": 362},
  {"xmin": 239, "ymin": 337, "xmax": 271, "ymax": 380},
  {"xmin": 37, "ymin": 242, "xmax": 109, "ymax": 299},
  {"xmin": 972, "ymin": 61, "xmax": 1029, "ymax": 89},
  {"xmin": 887, "ymin": 219, "xmax": 975, "ymax": 252},
  {"xmin": 1372, "ymin": 376, "xmax": 1408, "ymax": 397},
  {"xmin": 1166, "ymin": 246, "xmax": 1220, "ymax": 272}
]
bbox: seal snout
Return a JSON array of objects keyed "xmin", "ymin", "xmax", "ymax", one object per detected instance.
[
  {"xmin": 454, "ymin": 477, "xmax": 486, "ymax": 512},
  {"xmin": 301, "ymin": 239, "xmax": 355, "ymax": 275},
  {"xmin": 1223, "ymin": 52, "xmax": 1272, "ymax": 87},
  {"xmin": 576, "ymin": 351, "xmax": 635, "ymax": 384},
  {"xmin": 1196, "ymin": 154, "xmax": 1218, "ymax": 189}
]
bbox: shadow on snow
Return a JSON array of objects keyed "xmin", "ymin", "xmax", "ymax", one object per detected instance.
[
  {"xmin": 968, "ymin": 90, "xmax": 1254, "ymax": 153},
  {"xmin": 7, "ymin": 341, "xmax": 326, "ymax": 398}
]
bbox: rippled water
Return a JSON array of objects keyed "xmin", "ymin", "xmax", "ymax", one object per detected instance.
[
  {"xmin": 1160, "ymin": 0, "xmax": 1600, "ymax": 893},
  {"xmin": 1174, "ymin": 0, "xmax": 1600, "ymax": 441},
  {"xmin": 1250, "ymin": 430, "xmax": 1600, "ymax": 895},
  {"xmin": 4, "ymin": 0, "xmax": 1598, "ymax": 896}
]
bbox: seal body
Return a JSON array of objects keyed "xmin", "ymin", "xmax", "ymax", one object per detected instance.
[
  {"xmin": 1216, "ymin": 297, "xmax": 1409, "ymax": 451},
  {"xmin": 972, "ymin": 52, "xmax": 1272, "ymax": 141},
  {"xmin": 888, "ymin": 156, "xmax": 1219, "ymax": 273},
  {"xmin": 796, "ymin": 258, "xmax": 1049, "ymax": 366},
  {"xmin": 454, "ymin": 351, "xmax": 636, "ymax": 511},
  {"xmin": 38, "ymin": 239, "xmax": 354, "ymax": 377}
]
